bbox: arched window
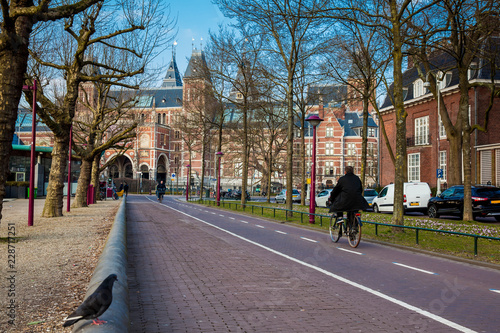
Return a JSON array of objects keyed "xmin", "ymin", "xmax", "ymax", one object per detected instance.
[{"xmin": 413, "ymin": 79, "xmax": 424, "ymax": 98}]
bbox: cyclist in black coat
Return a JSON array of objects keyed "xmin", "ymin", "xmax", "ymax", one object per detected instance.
[
  {"xmin": 327, "ymin": 166, "xmax": 369, "ymax": 220},
  {"xmin": 156, "ymin": 180, "xmax": 166, "ymax": 201}
]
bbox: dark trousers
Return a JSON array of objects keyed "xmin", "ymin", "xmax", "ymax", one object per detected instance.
[{"xmin": 334, "ymin": 211, "xmax": 356, "ymax": 228}]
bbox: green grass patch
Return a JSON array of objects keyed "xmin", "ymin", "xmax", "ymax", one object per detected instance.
[{"xmin": 194, "ymin": 199, "xmax": 500, "ymax": 265}]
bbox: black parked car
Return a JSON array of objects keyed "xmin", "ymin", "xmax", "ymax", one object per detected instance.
[{"xmin": 427, "ymin": 185, "xmax": 500, "ymax": 221}]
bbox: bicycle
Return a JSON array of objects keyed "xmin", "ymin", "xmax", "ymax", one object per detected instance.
[
  {"xmin": 157, "ymin": 192, "xmax": 165, "ymax": 203},
  {"xmin": 329, "ymin": 211, "xmax": 362, "ymax": 248}
]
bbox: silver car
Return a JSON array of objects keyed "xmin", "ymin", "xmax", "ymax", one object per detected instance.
[
  {"xmin": 315, "ymin": 189, "xmax": 333, "ymax": 207},
  {"xmin": 363, "ymin": 189, "xmax": 379, "ymax": 209},
  {"xmin": 275, "ymin": 189, "xmax": 301, "ymax": 203}
]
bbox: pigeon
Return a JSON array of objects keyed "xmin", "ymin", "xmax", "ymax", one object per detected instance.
[{"xmin": 63, "ymin": 274, "xmax": 118, "ymax": 327}]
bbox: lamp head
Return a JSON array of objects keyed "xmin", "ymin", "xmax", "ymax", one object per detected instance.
[{"xmin": 306, "ymin": 114, "xmax": 324, "ymax": 127}]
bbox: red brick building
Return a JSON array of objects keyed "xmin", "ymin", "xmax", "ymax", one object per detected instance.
[
  {"xmin": 379, "ymin": 53, "xmax": 500, "ymax": 189},
  {"xmin": 299, "ymin": 84, "xmax": 379, "ymax": 191}
]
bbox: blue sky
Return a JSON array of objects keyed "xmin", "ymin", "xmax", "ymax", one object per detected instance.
[{"xmin": 160, "ymin": 1, "xmax": 228, "ymax": 75}]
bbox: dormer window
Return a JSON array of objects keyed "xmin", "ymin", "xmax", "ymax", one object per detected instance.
[
  {"xmin": 437, "ymin": 71, "xmax": 451, "ymax": 90},
  {"xmin": 237, "ymin": 93, "xmax": 243, "ymax": 99},
  {"xmin": 468, "ymin": 62, "xmax": 479, "ymax": 80},
  {"xmin": 403, "ymin": 87, "xmax": 408, "ymax": 100},
  {"xmin": 413, "ymin": 79, "xmax": 424, "ymax": 98}
]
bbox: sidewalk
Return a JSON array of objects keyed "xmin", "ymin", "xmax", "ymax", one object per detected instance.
[{"xmin": 0, "ymin": 198, "xmax": 120, "ymax": 332}]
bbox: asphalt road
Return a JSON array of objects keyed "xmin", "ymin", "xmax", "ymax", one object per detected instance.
[{"xmin": 127, "ymin": 195, "xmax": 500, "ymax": 332}]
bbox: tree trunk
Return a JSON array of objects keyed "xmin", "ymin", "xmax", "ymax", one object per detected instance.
[
  {"xmin": 459, "ymin": 77, "xmax": 473, "ymax": 221},
  {"xmin": 300, "ymin": 117, "xmax": 306, "ymax": 206},
  {"xmin": 200, "ymin": 139, "xmax": 206, "ymax": 200},
  {"xmin": 267, "ymin": 145, "xmax": 273, "ymax": 203},
  {"xmin": 447, "ymin": 134, "xmax": 463, "ymax": 186},
  {"xmin": 91, "ymin": 155, "xmax": 100, "ymax": 201},
  {"xmin": 72, "ymin": 158, "xmax": 92, "ymax": 208},
  {"xmin": 42, "ymin": 135, "xmax": 70, "ymax": 217},
  {"xmin": 241, "ymin": 104, "xmax": 249, "ymax": 207},
  {"xmin": 286, "ymin": 77, "xmax": 295, "ymax": 217},
  {"xmin": 0, "ymin": 20, "xmax": 33, "ymax": 225},
  {"xmin": 390, "ymin": 7, "xmax": 407, "ymax": 228},
  {"xmin": 361, "ymin": 94, "xmax": 369, "ymax": 189}
]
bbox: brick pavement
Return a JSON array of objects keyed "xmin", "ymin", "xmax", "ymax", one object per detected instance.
[{"xmin": 126, "ymin": 199, "xmax": 455, "ymax": 332}]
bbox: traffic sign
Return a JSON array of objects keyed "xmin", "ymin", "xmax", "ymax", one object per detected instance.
[
  {"xmin": 436, "ymin": 168, "xmax": 443, "ymax": 179},
  {"xmin": 171, "ymin": 173, "xmax": 176, "ymax": 178}
]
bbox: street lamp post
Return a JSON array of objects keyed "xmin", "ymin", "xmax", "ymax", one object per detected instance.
[
  {"xmin": 67, "ymin": 125, "xmax": 72, "ymax": 212},
  {"xmin": 186, "ymin": 164, "xmax": 191, "ymax": 201},
  {"xmin": 306, "ymin": 114, "xmax": 324, "ymax": 224},
  {"xmin": 436, "ymin": 81, "xmax": 442, "ymax": 196},
  {"xmin": 216, "ymin": 152, "xmax": 224, "ymax": 206},
  {"xmin": 424, "ymin": 78, "xmax": 442, "ymax": 195},
  {"xmin": 23, "ymin": 80, "xmax": 37, "ymax": 226}
]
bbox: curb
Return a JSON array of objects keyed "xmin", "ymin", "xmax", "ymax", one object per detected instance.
[{"xmin": 73, "ymin": 197, "xmax": 128, "ymax": 332}]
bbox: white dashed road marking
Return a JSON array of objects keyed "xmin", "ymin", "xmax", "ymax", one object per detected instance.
[
  {"xmin": 300, "ymin": 237, "xmax": 318, "ymax": 243},
  {"xmin": 337, "ymin": 247, "xmax": 364, "ymax": 255},
  {"xmin": 393, "ymin": 262, "xmax": 438, "ymax": 275}
]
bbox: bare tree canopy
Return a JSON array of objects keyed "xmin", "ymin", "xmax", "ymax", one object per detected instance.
[
  {"xmin": 25, "ymin": 0, "xmax": 174, "ymax": 217},
  {"xmin": 0, "ymin": 0, "xmax": 102, "ymax": 225}
]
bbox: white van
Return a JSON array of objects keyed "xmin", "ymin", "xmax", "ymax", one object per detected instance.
[{"xmin": 372, "ymin": 182, "xmax": 431, "ymax": 214}]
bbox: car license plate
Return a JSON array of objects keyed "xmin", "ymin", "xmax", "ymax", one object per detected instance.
[
  {"xmin": 293, "ymin": 195, "xmax": 298, "ymax": 198},
  {"xmin": 410, "ymin": 202, "xmax": 419, "ymax": 206},
  {"xmin": 492, "ymin": 200, "xmax": 500, "ymax": 204}
]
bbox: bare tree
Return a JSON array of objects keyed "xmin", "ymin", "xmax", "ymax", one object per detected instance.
[
  {"xmin": 207, "ymin": 26, "xmax": 267, "ymax": 206},
  {"xmin": 313, "ymin": 0, "xmax": 439, "ymax": 226},
  {"xmin": 0, "ymin": 0, "xmax": 102, "ymax": 225},
  {"xmin": 293, "ymin": 60, "xmax": 324, "ymax": 205},
  {"xmin": 216, "ymin": 0, "xmax": 327, "ymax": 215},
  {"xmin": 71, "ymin": 81, "xmax": 138, "ymax": 207},
  {"xmin": 322, "ymin": 19, "xmax": 389, "ymax": 189},
  {"xmin": 409, "ymin": 0, "xmax": 500, "ymax": 220},
  {"xmin": 25, "ymin": 0, "xmax": 172, "ymax": 217},
  {"xmin": 250, "ymin": 98, "xmax": 288, "ymax": 202}
]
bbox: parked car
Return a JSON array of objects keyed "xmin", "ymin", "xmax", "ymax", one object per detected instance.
[
  {"xmin": 230, "ymin": 190, "xmax": 251, "ymax": 201},
  {"xmin": 315, "ymin": 189, "xmax": 333, "ymax": 207},
  {"xmin": 372, "ymin": 182, "xmax": 431, "ymax": 214},
  {"xmin": 275, "ymin": 189, "xmax": 301, "ymax": 203},
  {"xmin": 363, "ymin": 189, "xmax": 379, "ymax": 209},
  {"xmin": 427, "ymin": 185, "xmax": 500, "ymax": 221}
]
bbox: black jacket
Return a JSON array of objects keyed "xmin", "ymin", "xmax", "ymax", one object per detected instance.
[
  {"xmin": 328, "ymin": 172, "xmax": 369, "ymax": 213},
  {"xmin": 157, "ymin": 182, "xmax": 166, "ymax": 193}
]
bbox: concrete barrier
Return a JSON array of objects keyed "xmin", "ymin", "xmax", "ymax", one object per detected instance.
[{"xmin": 73, "ymin": 197, "xmax": 128, "ymax": 332}]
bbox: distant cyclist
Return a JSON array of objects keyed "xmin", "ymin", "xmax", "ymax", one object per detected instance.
[
  {"xmin": 156, "ymin": 180, "xmax": 166, "ymax": 202},
  {"xmin": 327, "ymin": 166, "xmax": 369, "ymax": 230}
]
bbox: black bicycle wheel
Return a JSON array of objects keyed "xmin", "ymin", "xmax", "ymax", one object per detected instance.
[
  {"xmin": 347, "ymin": 215, "xmax": 362, "ymax": 248},
  {"xmin": 329, "ymin": 214, "xmax": 342, "ymax": 243}
]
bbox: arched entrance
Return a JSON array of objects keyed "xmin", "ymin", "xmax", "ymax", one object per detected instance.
[{"xmin": 157, "ymin": 155, "xmax": 168, "ymax": 182}]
